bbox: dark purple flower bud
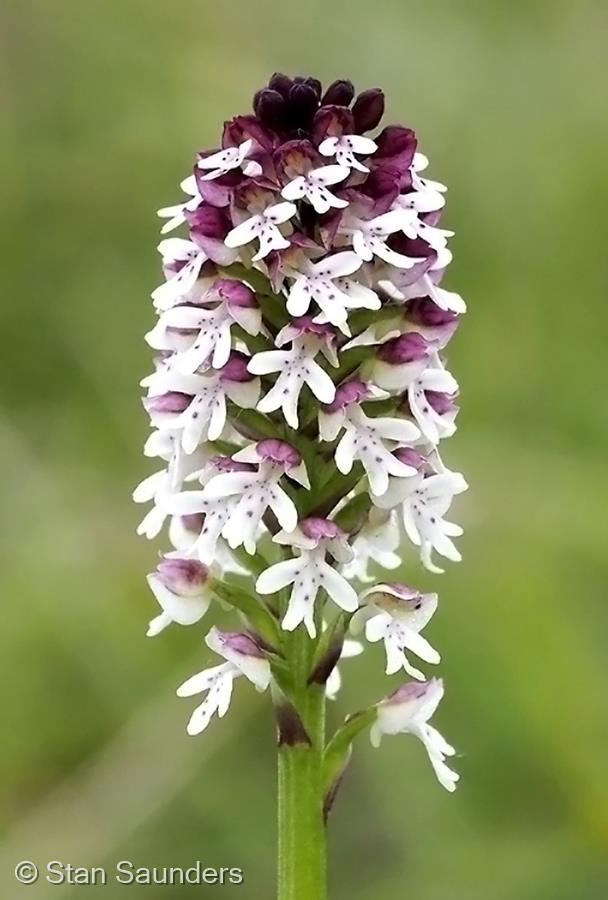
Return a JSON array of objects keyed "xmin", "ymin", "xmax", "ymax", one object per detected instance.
[
  {"xmin": 213, "ymin": 278, "xmax": 257, "ymax": 308},
  {"xmin": 357, "ymin": 166, "xmax": 400, "ymax": 214},
  {"xmin": 144, "ymin": 391, "xmax": 191, "ymax": 414},
  {"xmin": 220, "ymin": 351, "xmax": 255, "ymax": 382},
  {"xmin": 392, "ymin": 447, "xmax": 426, "ymax": 471},
  {"xmin": 156, "ymin": 557, "xmax": 210, "ymax": 597},
  {"xmin": 352, "ymin": 88, "xmax": 385, "ymax": 132},
  {"xmin": 254, "ymin": 89, "xmax": 287, "ymax": 131},
  {"xmin": 286, "ymin": 82, "xmax": 319, "ymax": 130},
  {"xmin": 377, "ymin": 333, "xmax": 430, "ymax": 364},
  {"xmin": 268, "ymin": 72, "xmax": 293, "ymax": 99},
  {"xmin": 405, "ymin": 296, "xmax": 458, "ymax": 328},
  {"xmin": 301, "ymin": 76, "xmax": 322, "ymax": 99},
  {"xmin": 322, "ymin": 379, "xmax": 370, "ymax": 413},
  {"xmin": 273, "ymin": 139, "xmax": 318, "ymax": 181},
  {"xmin": 312, "ymin": 105, "xmax": 354, "ymax": 143},
  {"xmin": 186, "ymin": 204, "xmax": 230, "ymax": 239},
  {"xmin": 257, "ymin": 438, "xmax": 301, "ymax": 468},
  {"xmin": 300, "ymin": 517, "xmax": 345, "ymax": 541},
  {"xmin": 322, "ymin": 79, "xmax": 355, "ymax": 106},
  {"xmin": 222, "ymin": 115, "xmax": 276, "ymax": 151},
  {"xmin": 373, "ymin": 126, "xmax": 417, "ymax": 168},
  {"xmin": 426, "ymin": 390, "xmax": 458, "ymax": 415},
  {"xmin": 389, "ymin": 234, "xmax": 435, "ymax": 261}
]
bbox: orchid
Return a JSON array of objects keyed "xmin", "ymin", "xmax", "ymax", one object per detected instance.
[{"xmin": 136, "ymin": 73, "xmax": 468, "ymax": 900}]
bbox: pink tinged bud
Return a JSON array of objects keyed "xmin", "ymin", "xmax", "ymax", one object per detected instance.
[
  {"xmin": 322, "ymin": 379, "xmax": 370, "ymax": 413},
  {"xmin": 393, "ymin": 447, "xmax": 426, "ymax": 471},
  {"xmin": 207, "ymin": 626, "xmax": 271, "ymax": 691},
  {"xmin": 385, "ymin": 679, "xmax": 433, "ymax": 706},
  {"xmin": 214, "ymin": 278, "xmax": 257, "ymax": 308},
  {"xmin": 156, "ymin": 557, "xmax": 210, "ymax": 597},
  {"xmin": 181, "ymin": 513, "xmax": 205, "ymax": 533},
  {"xmin": 406, "ymin": 297, "xmax": 459, "ymax": 328},
  {"xmin": 210, "ymin": 455, "xmax": 255, "ymax": 473},
  {"xmin": 289, "ymin": 315, "xmax": 336, "ymax": 337},
  {"xmin": 214, "ymin": 629, "xmax": 265, "ymax": 659},
  {"xmin": 383, "ymin": 582, "xmax": 421, "ymax": 600},
  {"xmin": 363, "ymin": 582, "xmax": 432, "ymax": 617},
  {"xmin": 300, "ymin": 517, "xmax": 345, "ymax": 541},
  {"xmin": 147, "ymin": 557, "xmax": 213, "ymax": 636},
  {"xmin": 426, "ymin": 390, "xmax": 458, "ymax": 415},
  {"xmin": 257, "ymin": 438, "xmax": 301, "ymax": 468},
  {"xmin": 144, "ymin": 391, "xmax": 192, "ymax": 413},
  {"xmin": 352, "ymin": 88, "xmax": 385, "ymax": 132},
  {"xmin": 220, "ymin": 351, "xmax": 255, "ymax": 382},
  {"xmin": 377, "ymin": 332, "xmax": 430, "ymax": 365}
]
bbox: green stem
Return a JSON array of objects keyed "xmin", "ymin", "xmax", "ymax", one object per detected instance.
[{"xmin": 277, "ymin": 630, "xmax": 327, "ymax": 900}]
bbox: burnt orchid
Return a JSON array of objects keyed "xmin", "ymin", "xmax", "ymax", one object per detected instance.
[{"xmin": 135, "ymin": 72, "xmax": 467, "ymax": 900}]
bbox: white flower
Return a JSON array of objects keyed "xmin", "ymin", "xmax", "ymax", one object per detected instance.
[
  {"xmin": 333, "ymin": 405, "xmax": 421, "ymax": 497},
  {"xmin": 177, "ymin": 627, "xmax": 271, "ymax": 736},
  {"xmin": 256, "ymin": 518, "xmax": 358, "ymax": 638},
  {"xmin": 411, "ymin": 152, "xmax": 448, "ymax": 195},
  {"xmin": 146, "ymin": 557, "xmax": 215, "ymax": 636},
  {"xmin": 377, "ymin": 272, "xmax": 466, "ymax": 316},
  {"xmin": 371, "ymin": 678, "xmax": 459, "ymax": 792},
  {"xmin": 408, "ymin": 365, "xmax": 459, "ymax": 444},
  {"xmin": 224, "ymin": 201, "xmax": 296, "ymax": 261},
  {"xmin": 373, "ymin": 469, "xmax": 468, "ymax": 573},
  {"xmin": 146, "ymin": 281, "xmax": 261, "ymax": 372},
  {"xmin": 133, "ymin": 438, "xmax": 208, "ymax": 538},
  {"xmin": 281, "ymin": 164, "xmax": 349, "ymax": 214},
  {"xmin": 326, "ymin": 638, "xmax": 363, "ymax": 700},
  {"xmin": 166, "ymin": 457, "xmax": 256, "ymax": 563},
  {"xmin": 285, "ymin": 252, "xmax": 379, "ymax": 328},
  {"xmin": 144, "ymin": 363, "xmax": 260, "ymax": 453},
  {"xmin": 197, "ymin": 139, "xmax": 259, "ymax": 180},
  {"xmin": 319, "ymin": 134, "xmax": 377, "ymax": 172},
  {"xmin": 151, "ymin": 238, "xmax": 209, "ymax": 311},
  {"xmin": 344, "ymin": 210, "xmax": 422, "ymax": 269},
  {"xmin": 157, "ymin": 175, "xmax": 202, "ymax": 234},
  {"xmin": 340, "ymin": 508, "xmax": 401, "ymax": 583},
  {"xmin": 358, "ymin": 583, "xmax": 440, "ymax": 679},
  {"xmin": 249, "ymin": 335, "xmax": 336, "ymax": 429},
  {"xmin": 201, "ymin": 440, "xmax": 309, "ymax": 554},
  {"xmin": 166, "ymin": 507, "xmax": 246, "ymax": 573},
  {"xmin": 394, "ymin": 183, "xmax": 445, "ymax": 216}
]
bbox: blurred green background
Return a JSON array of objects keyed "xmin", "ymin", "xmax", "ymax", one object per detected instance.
[{"xmin": 1, "ymin": 0, "xmax": 607, "ymax": 897}]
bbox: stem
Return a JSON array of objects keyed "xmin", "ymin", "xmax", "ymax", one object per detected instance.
[{"xmin": 277, "ymin": 629, "xmax": 327, "ymax": 900}]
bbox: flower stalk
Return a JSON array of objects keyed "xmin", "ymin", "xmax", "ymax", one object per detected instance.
[
  {"xmin": 134, "ymin": 72, "xmax": 468, "ymax": 898},
  {"xmin": 277, "ymin": 630, "xmax": 327, "ymax": 900}
]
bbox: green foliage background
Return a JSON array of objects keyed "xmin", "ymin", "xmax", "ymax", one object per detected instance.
[{"xmin": 1, "ymin": 1, "xmax": 607, "ymax": 896}]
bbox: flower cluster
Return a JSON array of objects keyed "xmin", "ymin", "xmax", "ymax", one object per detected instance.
[{"xmin": 135, "ymin": 74, "xmax": 467, "ymax": 792}]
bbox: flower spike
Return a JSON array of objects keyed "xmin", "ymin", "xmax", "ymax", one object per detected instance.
[{"xmin": 137, "ymin": 73, "xmax": 469, "ymax": 895}]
